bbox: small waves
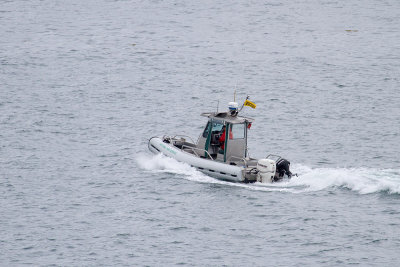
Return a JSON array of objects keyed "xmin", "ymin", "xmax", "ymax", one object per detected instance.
[{"xmin": 137, "ymin": 154, "xmax": 400, "ymax": 195}]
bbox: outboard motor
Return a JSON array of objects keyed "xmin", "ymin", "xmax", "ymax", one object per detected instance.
[
  {"xmin": 256, "ymin": 159, "xmax": 276, "ymax": 183},
  {"xmin": 276, "ymin": 158, "xmax": 292, "ymax": 179}
]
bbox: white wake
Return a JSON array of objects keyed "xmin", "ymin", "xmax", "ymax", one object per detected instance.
[{"xmin": 136, "ymin": 154, "xmax": 400, "ymax": 195}]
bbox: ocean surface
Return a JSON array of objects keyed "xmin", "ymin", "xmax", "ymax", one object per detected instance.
[{"xmin": 1, "ymin": 0, "xmax": 400, "ymax": 266}]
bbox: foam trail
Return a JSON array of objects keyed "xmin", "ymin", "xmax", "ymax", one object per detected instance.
[
  {"xmin": 289, "ymin": 164, "xmax": 400, "ymax": 194},
  {"xmin": 136, "ymin": 153, "xmax": 221, "ymax": 184},
  {"xmin": 136, "ymin": 154, "xmax": 400, "ymax": 195}
]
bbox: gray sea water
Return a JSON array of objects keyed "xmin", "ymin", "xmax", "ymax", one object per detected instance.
[{"xmin": 1, "ymin": 0, "xmax": 400, "ymax": 266}]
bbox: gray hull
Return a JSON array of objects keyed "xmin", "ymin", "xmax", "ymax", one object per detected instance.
[{"xmin": 149, "ymin": 137, "xmax": 244, "ymax": 182}]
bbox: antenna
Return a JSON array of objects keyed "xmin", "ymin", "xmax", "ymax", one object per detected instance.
[
  {"xmin": 234, "ymin": 90, "xmax": 236, "ymax": 102},
  {"xmin": 216, "ymin": 100, "xmax": 219, "ymax": 112}
]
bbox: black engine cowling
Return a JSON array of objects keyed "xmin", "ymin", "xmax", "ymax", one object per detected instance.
[{"xmin": 276, "ymin": 158, "xmax": 292, "ymax": 179}]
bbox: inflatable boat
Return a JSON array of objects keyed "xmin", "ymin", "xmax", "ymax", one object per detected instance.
[{"xmin": 148, "ymin": 98, "xmax": 293, "ymax": 183}]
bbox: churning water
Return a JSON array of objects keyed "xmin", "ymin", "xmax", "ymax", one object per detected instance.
[{"xmin": 1, "ymin": 0, "xmax": 400, "ymax": 266}]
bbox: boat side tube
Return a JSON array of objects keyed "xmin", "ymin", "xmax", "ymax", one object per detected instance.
[{"xmin": 148, "ymin": 137, "xmax": 243, "ymax": 182}]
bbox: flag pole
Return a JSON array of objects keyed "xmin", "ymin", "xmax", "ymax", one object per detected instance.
[{"xmin": 239, "ymin": 95, "xmax": 250, "ymax": 112}]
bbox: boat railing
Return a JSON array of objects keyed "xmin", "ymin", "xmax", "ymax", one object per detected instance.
[
  {"xmin": 171, "ymin": 135, "xmax": 196, "ymax": 145},
  {"xmin": 181, "ymin": 145, "xmax": 214, "ymax": 160},
  {"xmin": 227, "ymin": 156, "xmax": 248, "ymax": 167},
  {"xmin": 266, "ymin": 154, "xmax": 282, "ymax": 161}
]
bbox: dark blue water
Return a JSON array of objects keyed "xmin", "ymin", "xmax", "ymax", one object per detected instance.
[{"xmin": 1, "ymin": 0, "xmax": 400, "ymax": 266}]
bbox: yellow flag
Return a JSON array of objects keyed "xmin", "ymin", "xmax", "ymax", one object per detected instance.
[{"xmin": 244, "ymin": 99, "xmax": 256, "ymax": 109}]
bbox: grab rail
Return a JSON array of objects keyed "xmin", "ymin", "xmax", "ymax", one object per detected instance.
[
  {"xmin": 227, "ymin": 156, "xmax": 248, "ymax": 167},
  {"xmin": 171, "ymin": 135, "xmax": 196, "ymax": 145},
  {"xmin": 181, "ymin": 145, "xmax": 214, "ymax": 161},
  {"xmin": 266, "ymin": 154, "xmax": 282, "ymax": 161}
]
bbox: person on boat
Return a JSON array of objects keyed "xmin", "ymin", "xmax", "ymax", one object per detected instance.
[{"xmin": 218, "ymin": 125, "xmax": 233, "ymax": 152}]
